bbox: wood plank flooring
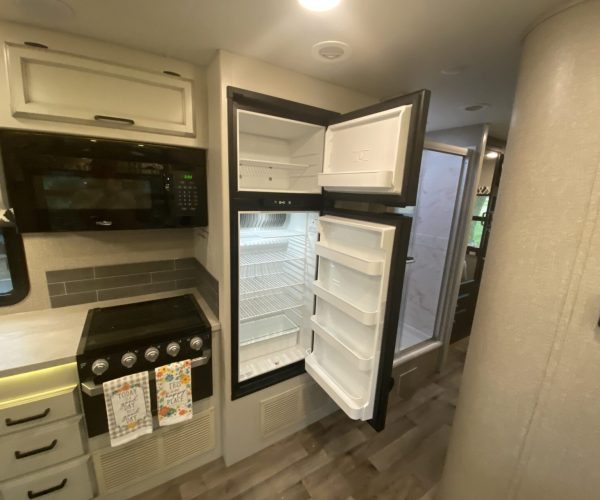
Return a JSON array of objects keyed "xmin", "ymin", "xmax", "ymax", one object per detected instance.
[{"xmin": 134, "ymin": 342, "xmax": 467, "ymax": 500}]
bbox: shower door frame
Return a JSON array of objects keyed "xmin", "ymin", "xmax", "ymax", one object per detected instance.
[{"xmin": 393, "ymin": 141, "xmax": 478, "ymax": 368}]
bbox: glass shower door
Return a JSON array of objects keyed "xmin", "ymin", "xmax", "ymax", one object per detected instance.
[{"xmin": 396, "ymin": 148, "xmax": 465, "ymax": 353}]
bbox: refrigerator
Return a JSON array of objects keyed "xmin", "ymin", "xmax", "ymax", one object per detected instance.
[{"xmin": 228, "ymin": 86, "xmax": 430, "ymax": 431}]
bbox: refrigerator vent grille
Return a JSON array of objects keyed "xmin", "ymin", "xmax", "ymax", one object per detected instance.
[
  {"xmin": 260, "ymin": 386, "xmax": 304, "ymax": 436},
  {"xmin": 94, "ymin": 407, "xmax": 215, "ymax": 493}
]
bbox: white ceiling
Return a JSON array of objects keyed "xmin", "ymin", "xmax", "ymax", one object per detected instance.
[{"xmin": 0, "ymin": 0, "xmax": 568, "ymax": 138}]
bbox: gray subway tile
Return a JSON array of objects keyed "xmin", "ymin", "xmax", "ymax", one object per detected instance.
[
  {"xmin": 151, "ymin": 269, "xmax": 194, "ymax": 283},
  {"xmin": 175, "ymin": 258, "xmax": 200, "ymax": 270},
  {"xmin": 65, "ymin": 274, "xmax": 151, "ymax": 294},
  {"xmin": 50, "ymin": 291, "xmax": 97, "ymax": 308},
  {"xmin": 97, "ymin": 281, "xmax": 177, "ymax": 301},
  {"xmin": 176, "ymin": 278, "xmax": 198, "ymax": 289},
  {"xmin": 47, "ymin": 283, "xmax": 66, "ymax": 297},
  {"xmin": 47, "ymin": 267, "xmax": 94, "ymax": 284},
  {"xmin": 94, "ymin": 260, "xmax": 174, "ymax": 278}
]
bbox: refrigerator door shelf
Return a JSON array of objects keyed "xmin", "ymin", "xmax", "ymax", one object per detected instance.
[
  {"xmin": 313, "ymin": 282, "xmax": 379, "ymax": 326},
  {"xmin": 311, "ymin": 316, "xmax": 373, "ymax": 371},
  {"xmin": 314, "ymin": 242, "xmax": 384, "ymax": 276},
  {"xmin": 305, "ymin": 355, "xmax": 367, "ymax": 420}
]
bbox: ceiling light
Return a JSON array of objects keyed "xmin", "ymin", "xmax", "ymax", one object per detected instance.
[
  {"xmin": 486, "ymin": 151, "xmax": 499, "ymax": 159},
  {"xmin": 298, "ymin": 0, "xmax": 341, "ymax": 12},
  {"xmin": 312, "ymin": 41, "xmax": 351, "ymax": 63},
  {"xmin": 463, "ymin": 103, "xmax": 490, "ymax": 112}
]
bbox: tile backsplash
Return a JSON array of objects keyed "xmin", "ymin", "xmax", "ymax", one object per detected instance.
[{"xmin": 46, "ymin": 258, "xmax": 218, "ymax": 314}]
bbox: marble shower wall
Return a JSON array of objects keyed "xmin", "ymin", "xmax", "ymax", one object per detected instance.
[{"xmin": 400, "ymin": 149, "xmax": 463, "ymax": 347}]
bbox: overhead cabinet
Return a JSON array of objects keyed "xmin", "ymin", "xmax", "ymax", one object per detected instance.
[{"xmin": 4, "ymin": 43, "xmax": 196, "ymax": 137}]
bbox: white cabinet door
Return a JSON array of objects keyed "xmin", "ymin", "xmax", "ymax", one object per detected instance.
[
  {"xmin": 5, "ymin": 43, "xmax": 195, "ymax": 137},
  {"xmin": 305, "ymin": 215, "xmax": 400, "ymax": 424},
  {"xmin": 319, "ymin": 104, "xmax": 412, "ymax": 194}
]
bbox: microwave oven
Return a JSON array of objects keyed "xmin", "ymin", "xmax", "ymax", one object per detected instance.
[{"xmin": 0, "ymin": 130, "xmax": 207, "ymax": 232}]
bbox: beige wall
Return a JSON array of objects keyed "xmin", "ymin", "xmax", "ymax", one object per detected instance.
[
  {"xmin": 438, "ymin": 2, "xmax": 600, "ymax": 499},
  {"xmin": 202, "ymin": 50, "xmax": 376, "ymax": 464}
]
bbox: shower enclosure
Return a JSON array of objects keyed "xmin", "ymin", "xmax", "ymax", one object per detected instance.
[{"xmin": 395, "ymin": 144, "xmax": 475, "ymax": 359}]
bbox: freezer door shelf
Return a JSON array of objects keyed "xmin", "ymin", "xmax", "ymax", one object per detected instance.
[
  {"xmin": 317, "ymin": 171, "xmax": 393, "ymax": 191},
  {"xmin": 305, "ymin": 355, "xmax": 367, "ymax": 420}
]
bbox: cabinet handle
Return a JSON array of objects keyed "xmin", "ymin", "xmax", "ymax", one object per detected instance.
[
  {"xmin": 95, "ymin": 220, "xmax": 113, "ymax": 227},
  {"xmin": 5, "ymin": 408, "xmax": 50, "ymax": 426},
  {"xmin": 15, "ymin": 439, "xmax": 58, "ymax": 459},
  {"xmin": 28, "ymin": 478, "xmax": 67, "ymax": 498},
  {"xmin": 94, "ymin": 115, "xmax": 135, "ymax": 126}
]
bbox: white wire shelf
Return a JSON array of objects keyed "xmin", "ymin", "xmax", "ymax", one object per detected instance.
[
  {"xmin": 240, "ymin": 248, "xmax": 305, "ymax": 266},
  {"xmin": 239, "ymin": 158, "xmax": 311, "ymax": 170},
  {"xmin": 240, "ymin": 230, "xmax": 307, "ymax": 239},
  {"xmin": 240, "ymin": 291, "xmax": 304, "ymax": 321},
  {"xmin": 240, "ymin": 271, "xmax": 304, "ymax": 295},
  {"xmin": 239, "ymin": 314, "xmax": 300, "ymax": 347},
  {"xmin": 240, "ymin": 259, "xmax": 305, "ymax": 279}
]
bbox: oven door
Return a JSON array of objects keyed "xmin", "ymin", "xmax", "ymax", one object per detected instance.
[
  {"xmin": 0, "ymin": 130, "xmax": 207, "ymax": 232},
  {"xmin": 80, "ymin": 356, "xmax": 213, "ymax": 438}
]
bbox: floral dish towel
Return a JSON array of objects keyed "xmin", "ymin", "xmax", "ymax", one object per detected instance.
[
  {"xmin": 155, "ymin": 359, "xmax": 193, "ymax": 426},
  {"xmin": 103, "ymin": 371, "xmax": 153, "ymax": 447}
]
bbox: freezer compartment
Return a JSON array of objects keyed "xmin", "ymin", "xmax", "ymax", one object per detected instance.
[
  {"xmin": 313, "ymin": 299, "xmax": 376, "ymax": 361},
  {"xmin": 320, "ymin": 105, "xmax": 412, "ymax": 194},
  {"xmin": 237, "ymin": 110, "xmax": 325, "ymax": 193}
]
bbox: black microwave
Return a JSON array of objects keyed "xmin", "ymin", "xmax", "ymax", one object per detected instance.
[{"xmin": 0, "ymin": 130, "xmax": 207, "ymax": 232}]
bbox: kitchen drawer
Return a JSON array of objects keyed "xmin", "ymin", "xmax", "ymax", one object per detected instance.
[
  {"xmin": 0, "ymin": 456, "xmax": 93, "ymax": 500},
  {"xmin": 0, "ymin": 387, "xmax": 78, "ymax": 437},
  {"xmin": 0, "ymin": 416, "xmax": 85, "ymax": 481}
]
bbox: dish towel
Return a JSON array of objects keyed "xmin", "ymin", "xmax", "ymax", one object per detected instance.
[
  {"xmin": 103, "ymin": 371, "xmax": 153, "ymax": 447},
  {"xmin": 156, "ymin": 360, "xmax": 193, "ymax": 426}
]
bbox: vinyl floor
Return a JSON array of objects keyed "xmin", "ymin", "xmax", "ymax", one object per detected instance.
[{"xmin": 134, "ymin": 342, "xmax": 467, "ymax": 500}]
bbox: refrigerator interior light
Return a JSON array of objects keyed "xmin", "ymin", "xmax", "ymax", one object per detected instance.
[{"xmin": 298, "ymin": 0, "xmax": 341, "ymax": 12}]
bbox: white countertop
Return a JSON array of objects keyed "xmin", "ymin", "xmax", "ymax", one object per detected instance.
[{"xmin": 0, "ymin": 289, "xmax": 220, "ymax": 378}]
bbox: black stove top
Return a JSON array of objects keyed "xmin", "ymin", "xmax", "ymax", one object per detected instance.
[{"xmin": 80, "ymin": 294, "xmax": 209, "ymax": 353}]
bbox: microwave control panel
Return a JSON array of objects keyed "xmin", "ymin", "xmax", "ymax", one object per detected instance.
[{"xmin": 172, "ymin": 170, "xmax": 200, "ymax": 215}]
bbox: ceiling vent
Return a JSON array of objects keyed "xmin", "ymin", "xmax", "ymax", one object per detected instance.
[{"xmin": 312, "ymin": 41, "xmax": 351, "ymax": 63}]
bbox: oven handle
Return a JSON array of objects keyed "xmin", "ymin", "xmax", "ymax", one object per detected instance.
[{"xmin": 80, "ymin": 350, "xmax": 211, "ymax": 397}]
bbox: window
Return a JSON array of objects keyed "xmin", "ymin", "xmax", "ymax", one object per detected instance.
[
  {"xmin": 0, "ymin": 227, "xmax": 30, "ymax": 306},
  {"xmin": 467, "ymin": 195, "xmax": 489, "ymax": 249}
]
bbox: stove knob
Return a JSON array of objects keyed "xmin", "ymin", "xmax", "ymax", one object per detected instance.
[
  {"xmin": 144, "ymin": 347, "xmax": 160, "ymax": 363},
  {"xmin": 190, "ymin": 336, "xmax": 203, "ymax": 351},
  {"xmin": 121, "ymin": 352, "xmax": 137, "ymax": 368},
  {"xmin": 166, "ymin": 342, "xmax": 180, "ymax": 357},
  {"xmin": 91, "ymin": 358, "xmax": 109, "ymax": 376}
]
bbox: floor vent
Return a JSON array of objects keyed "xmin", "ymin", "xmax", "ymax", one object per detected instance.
[
  {"xmin": 163, "ymin": 408, "xmax": 215, "ymax": 463},
  {"xmin": 97, "ymin": 434, "xmax": 161, "ymax": 491},
  {"xmin": 260, "ymin": 386, "xmax": 303, "ymax": 436},
  {"xmin": 94, "ymin": 407, "xmax": 215, "ymax": 493}
]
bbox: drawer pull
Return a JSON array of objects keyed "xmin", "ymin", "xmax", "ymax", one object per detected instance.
[
  {"xmin": 94, "ymin": 114, "xmax": 135, "ymax": 126},
  {"xmin": 5, "ymin": 408, "xmax": 50, "ymax": 426},
  {"xmin": 28, "ymin": 478, "xmax": 67, "ymax": 498},
  {"xmin": 15, "ymin": 439, "xmax": 58, "ymax": 459}
]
